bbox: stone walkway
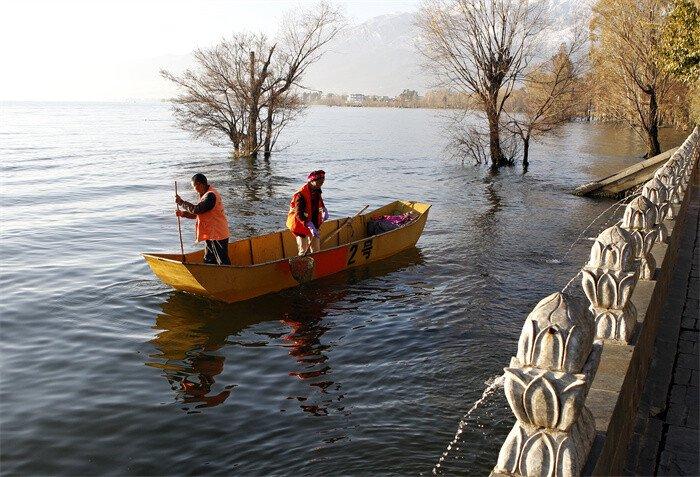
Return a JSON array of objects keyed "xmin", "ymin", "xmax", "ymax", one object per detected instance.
[{"xmin": 625, "ymin": 186, "xmax": 700, "ymax": 476}]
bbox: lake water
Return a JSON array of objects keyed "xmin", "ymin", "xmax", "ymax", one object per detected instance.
[{"xmin": 0, "ymin": 103, "xmax": 687, "ymax": 475}]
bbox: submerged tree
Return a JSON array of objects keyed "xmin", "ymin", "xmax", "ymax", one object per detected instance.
[
  {"xmin": 160, "ymin": 34, "xmax": 258, "ymax": 151},
  {"xmin": 506, "ymin": 27, "xmax": 588, "ymax": 169},
  {"xmin": 418, "ymin": 0, "xmax": 547, "ymax": 170},
  {"xmin": 162, "ymin": 2, "xmax": 343, "ymax": 158},
  {"xmin": 590, "ymin": 0, "xmax": 672, "ymax": 157}
]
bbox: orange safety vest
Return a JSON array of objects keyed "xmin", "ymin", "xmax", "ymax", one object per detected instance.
[
  {"xmin": 286, "ymin": 183, "xmax": 325, "ymax": 236},
  {"xmin": 195, "ymin": 185, "xmax": 230, "ymax": 242}
]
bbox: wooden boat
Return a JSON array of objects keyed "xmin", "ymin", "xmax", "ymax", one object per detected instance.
[{"xmin": 143, "ymin": 200, "xmax": 431, "ymax": 303}]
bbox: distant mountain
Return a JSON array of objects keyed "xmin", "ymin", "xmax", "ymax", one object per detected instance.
[
  {"xmin": 144, "ymin": 1, "xmax": 594, "ymax": 102},
  {"xmin": 303, "ymin": 12, "xmax": 426, "ymax": 97},
  {"xmin": 303, "ymin": 1, "xmax": 595, "ymax": 97}
]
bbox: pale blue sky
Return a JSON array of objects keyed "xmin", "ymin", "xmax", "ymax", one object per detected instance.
[{"xmin": 1, "ymin": 0, "xmax": 421, "ymax": 101}]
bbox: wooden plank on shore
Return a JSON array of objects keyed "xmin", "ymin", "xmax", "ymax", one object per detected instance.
[{"xmin": 573, "ymin": 147, "xmax": 679, "ymax": 198}]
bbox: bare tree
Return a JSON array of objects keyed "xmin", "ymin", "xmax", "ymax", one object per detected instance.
[
  {"xmin": 447, "ymin": 108, "xmax": 520, "ymax": 165},
  {"xmin": 162, "ymin": 2, "xmax": 343, "ymax": 158},
  {"xmin": 590, "ymin": 0, "xmax": 672, "ymax": 157},
  {"xmin": 160, "ymin": 36, "xmax": 259, "ymax": 150},
  {"xmin": 259, "ymin": 3, "xmax": 344, "ymax": 156},
  {"xmin": 261, "ymin": 92, "xmax": 306, "ymax": 156},
  {"xmin": 418, "ymin": 0, "xmax": 547, "ymax": 170},
  {"xmin": 452, "ymin": 123, "xmax": 492, "ymax": 165},
  {"xmin": 243, "ymin": 44, "xmax": 276, "ymax": 157},
  {"xmin": 505, "ymin": 26, "xmax": 588, "ymax": 169}
]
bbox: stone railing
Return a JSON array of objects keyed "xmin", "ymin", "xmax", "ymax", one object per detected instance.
[{"xmin": 491, "ymin": 126, "xmax": 700, "ymax": 477}]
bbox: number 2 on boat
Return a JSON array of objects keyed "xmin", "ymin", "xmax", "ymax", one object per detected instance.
[{"xmin": 348, "ymin": 239, "xmax": 373, "ymax": 265}]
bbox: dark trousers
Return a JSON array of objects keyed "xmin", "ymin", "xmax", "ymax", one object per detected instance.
[{"xmin": 204, "ymin": 239, "xmax": 231, "ymax": 265}]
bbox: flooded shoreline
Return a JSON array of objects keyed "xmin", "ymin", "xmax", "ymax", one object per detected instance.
[{"xmin": 0, "ymin": 102, "xmax": 688, "ymax": 475}]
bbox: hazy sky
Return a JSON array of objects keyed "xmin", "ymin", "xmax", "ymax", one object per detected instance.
[{"xmin": 1, "ymin": 0, "xmax": 420, "ymax": 101}]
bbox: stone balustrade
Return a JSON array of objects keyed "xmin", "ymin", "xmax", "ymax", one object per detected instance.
[
  {"xmin": 492, "ymin": 292, "xmax": 602, "ymax": 477},
  {"xmin": 490, "ymin": 126, "xmax": 699, "ymax": 477},
  {"xmin": 620, "ymin": 195, "xmax": 658, "ymax": 280},
  {"xmin": 582, "ymin": 225, "xmax": 638, "ymax": 343},
  {"xmin": 641, "ymin": 178, "xmax": 669, "ymax": 242}
]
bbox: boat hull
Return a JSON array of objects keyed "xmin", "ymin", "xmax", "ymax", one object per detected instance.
[{"xmin": 143, "ymin": 200, "xmax": 430, "ymax": 303}]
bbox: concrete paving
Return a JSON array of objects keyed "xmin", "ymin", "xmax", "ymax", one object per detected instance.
[{"xmin": 624, "ymin": 185, "xmax": 700, "ymax": 476}]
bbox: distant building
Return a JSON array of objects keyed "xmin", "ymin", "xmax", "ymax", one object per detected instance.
[
  {"xmin": 347, "ymin": 93, "xmax": 366, "ymax": 105},
  {"xmin": 303, "ymin": 91, "xmax": 323, "ymax": 103}
]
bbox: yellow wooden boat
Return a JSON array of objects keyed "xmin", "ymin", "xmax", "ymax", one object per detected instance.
[{"xmin": 143, "ymin": 200, "xmax": 431, "ymax": 303}]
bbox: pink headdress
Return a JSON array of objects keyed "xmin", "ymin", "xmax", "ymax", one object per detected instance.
[{"xmin": 307, "ymin": 170, "xmax": 325, "ymax": 181}]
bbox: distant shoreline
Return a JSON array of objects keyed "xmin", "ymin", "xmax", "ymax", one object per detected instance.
[
  {"xmin": 0, "ymin": 100, "xmax": 453, "ymax": 112},
  {"xmin": 0, "ymin": 102, "xmax": 691, "ymax": 133}
]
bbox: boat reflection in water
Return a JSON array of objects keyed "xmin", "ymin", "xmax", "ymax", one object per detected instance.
[
  {"xmin": 146, "ymin": 247, "xmax": 425, "ymax": 412},
  {"xmin": 145, "ymin": 294, "xmax": 259, "ymax": 410},
  {"xmin": 280, "ymin": 287, "xmax": 345, "ymax": 416}
]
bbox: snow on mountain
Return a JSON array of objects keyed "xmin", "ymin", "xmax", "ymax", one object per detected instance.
[
  {"xmin": 141, "ymin": 0, "xmax": 595, "ymax": 101},
  {"xmin": 303, "ymin": 12, "xmax": 427, "ymax": 97},
  {"xmin": 304, "ymin": 0, "xmax": 595, "ymax": 97}
]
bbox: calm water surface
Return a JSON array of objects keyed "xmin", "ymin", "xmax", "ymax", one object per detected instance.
[{"xmin": 0, "ymin": 103, "xmax": 687, "ymax": 475}]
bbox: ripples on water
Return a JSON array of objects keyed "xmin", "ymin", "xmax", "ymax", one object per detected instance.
[{"xmin": 0, "ymin": 102, "xmax": 687, "ymax": 475}]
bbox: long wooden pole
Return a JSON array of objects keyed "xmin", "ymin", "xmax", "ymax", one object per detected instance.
[
  {"xmin": 175, "ymin": 181, "xmax": 186, "ymax": 263},
  {"xmin": 301, "ymin": 205, "xmax": 369, "ymax": 256}
]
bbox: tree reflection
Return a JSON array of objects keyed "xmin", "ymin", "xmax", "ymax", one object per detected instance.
[
  {"xmin": 238, "ymin": 156, "xmax": 274, "ymax": 203},
  {"xmin": 222, "ymin": 155, "xmax": 293, "ymax": 237},
  {"xmin": 474, "ymin": 175, "xmax": 504, "ymax": 234}
]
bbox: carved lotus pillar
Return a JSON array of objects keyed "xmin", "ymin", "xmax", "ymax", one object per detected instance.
[
  {"xmin": 679, "ymin": 166, "xmax": 690, "ymax": 196},
  {"xmin": 668, "ymin": 159, "xmax": 687, "ymax": 204},
  {"xmin": 581, "ymin": 225, "xmax": 638, "ymax": 343},
  {"xmin": 621, "ymin": 196, "xmax": 657, "ymax": 280},
  {"xmin": 641, "ymin": 178, "xmax": 670, "ymax": 243},
  {"xmin": 654, "ymin": 167, "xmax": 681, "ymax": 220},
  {"xmin": 671, "ymin": 153, "xmax": 691, "ymax": 198},
  {"xmin": 492, "ymin": 293, "xmax": 602, "ymax": 477}
]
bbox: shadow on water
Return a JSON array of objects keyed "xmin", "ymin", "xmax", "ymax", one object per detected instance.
[{"xmin": 146, "ymin": 247, "xmax": 425, "ymax": 412}]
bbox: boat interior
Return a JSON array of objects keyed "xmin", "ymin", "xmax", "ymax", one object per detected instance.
[{"xmin": 151, "ymin": 200, "xmax": 429, "ymax": 266}]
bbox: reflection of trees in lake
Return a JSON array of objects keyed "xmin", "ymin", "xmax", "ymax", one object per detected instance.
[
  {"xmin": 223, "ymin": 156, "xmax": 293, "ymax": 237},
  {"xmin": 474, "ymin": 176, "xmax": 504, "ymax": 235},
  {"xmin": 236, "ymin": 157, "xmax": 274, "ymax": 203}
]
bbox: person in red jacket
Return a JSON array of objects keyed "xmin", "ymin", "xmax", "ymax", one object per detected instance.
[
  {"xmin": 176, "ymin": 173, "xmax": 231, "ymax": 265},
  {"xmin": 286, "ymin": 170, "xmax": 329, "ymax": 255}
]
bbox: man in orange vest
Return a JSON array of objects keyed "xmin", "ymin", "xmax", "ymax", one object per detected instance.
[
  {"xmin": 286, "ymin": 170, "xmax": 329, "ymax": 255},
  {"xmin": 175, "ymin": 173, "xmax": 231, "ymax": 265}
]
